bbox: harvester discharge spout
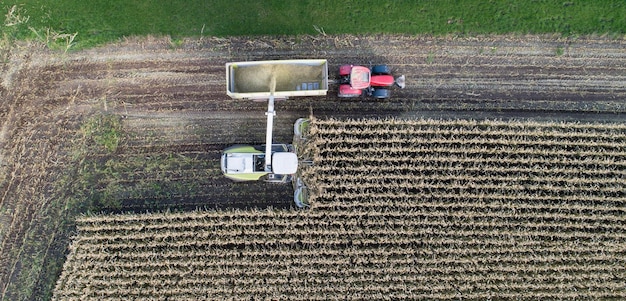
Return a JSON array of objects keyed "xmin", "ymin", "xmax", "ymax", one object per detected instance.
[{"xmin": 265, "ymin": 75, "xmax": 277, "ymax": 171}]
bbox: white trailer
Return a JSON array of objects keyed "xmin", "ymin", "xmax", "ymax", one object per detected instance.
[{"xmin": 226, "ymin": 59, "xmax": 329, "ymax": 100}]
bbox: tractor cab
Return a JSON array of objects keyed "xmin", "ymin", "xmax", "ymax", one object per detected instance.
[{"xmin": 342, "ymin": 65, "xmax": 371, "ymax": 89}]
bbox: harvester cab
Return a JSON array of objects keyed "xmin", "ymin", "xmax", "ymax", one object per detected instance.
[{"xmin": 221, "ymin": 144, "xmax": 297, "ymax": 183}]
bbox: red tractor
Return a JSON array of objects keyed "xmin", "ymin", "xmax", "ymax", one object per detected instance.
[{"xmin": 338, "ymin": 64, "xmax": 405, "ymax": 99}]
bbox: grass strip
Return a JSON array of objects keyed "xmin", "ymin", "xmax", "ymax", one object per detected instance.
[{"xmin": 1, "ymin": 0, "xmax": 624, "ymax": 48}]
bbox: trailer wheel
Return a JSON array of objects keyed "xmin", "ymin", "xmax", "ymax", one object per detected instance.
[
  {"xmin": 372, "ymin": 65, "xmax": 391, "ymax": 75},
  {"xmin": 372, "ymin": 88, "xmax": 389, "ymax": 99}
]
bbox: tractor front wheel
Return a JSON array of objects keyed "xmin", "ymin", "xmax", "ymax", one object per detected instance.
[
  {"xmin": 338, "ymin": 84, "xmax": 362, "ymax": 97},
  {"xmin": 339, "ymin": 65, "xmax": 352, "ymax": 76}
]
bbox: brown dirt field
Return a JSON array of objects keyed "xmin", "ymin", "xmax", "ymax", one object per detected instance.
[{"xmin": 0, "ymin": 34, "xmax": 625, "ymax": 299}]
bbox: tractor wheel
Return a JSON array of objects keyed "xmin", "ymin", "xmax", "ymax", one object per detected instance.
[
  {"xmin": 339, "ymin": 65, "xmax": 352, "ymax": 76},
  {"xmin": 372, "ymin": 88, "xmax": 389, "ymax": 99},
  {"xmin": 372, "ymin": 65, "xmax": 391, "ymax": 75},
  {"xmin": 338, "ymin": 84, "xmax": 362, "ymax": 97}
]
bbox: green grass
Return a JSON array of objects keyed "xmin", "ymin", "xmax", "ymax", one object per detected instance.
[
  {"xmin": 80, "ymin": 114, "xmax": 121, "ymax": 153},
  {"xmin": 1, "ymin": 0, "xmax": 624, "ymax": 48}
]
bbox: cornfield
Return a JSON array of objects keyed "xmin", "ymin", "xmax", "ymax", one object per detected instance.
[{"xmin": 53, "ymin": 118, "xmax": 626, "ymax": 300}]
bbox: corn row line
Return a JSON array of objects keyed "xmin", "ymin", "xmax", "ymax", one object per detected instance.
[
  {"xmin": 313, "ymin": 129, "xmax": 626, "ymax": 146},
  {"xmin": 313, "ymin": 192, "xmax": 626, "ymax": 213},
  {"xmin": 74, "ymin": 203, "xmax": 626, "ymax": 240},
  {"xmin": 316, "ymin": 182, "xmax": 623, "ymax": 200},
  {"xmin": 312, "ymin": 138, "xmax": 626, "ymax": 158},
  {"xmin": 55, "ymin": 265, "xmax": 624, "ymax": 300},
  {"xmin": 67, "ymin": 238, "xmax": 622, "ymax": 261},
  {"xmin": 72, "ymin": 224, "xmax": 626, "ymax": 251},
  {"xmin": 317, "ymin": 169, "xmax": 623, "ymax": 187},
  {"xmin": 313, "ymin": 121, "xmax": 626, "ymax": 134},
  {"xmin": 311, "ymin": 158, "xmax": 622, "ymax": 177},
  {"xmin": 77, "ymin": 193, "xmax": 625, "ymax": 232},
  {"xmin": 311, "ymin": 118, "xmax": 626, "ymax": 131},
  {"xmin": 55, "ymin": 290, "xmax": 626, "ymax": 301},
  {"xmin": 75, "ymin": 207, "xmax": 625, "ymax": 235},
  {"xmin": 62, "ymin": 265, "xmax": 620, "ymax": 290},
  {"xmin": 68, "ymin": 248, "xmax": 621, "ymax": 275},
  {"xmin": 311, "ymin": 147, "xmax": 626, "ymax": 169}
]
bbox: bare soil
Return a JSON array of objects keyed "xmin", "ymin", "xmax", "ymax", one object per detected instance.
[{"xmin": 0, "ymin": 34, "xmax": 625, "ymax": 299}]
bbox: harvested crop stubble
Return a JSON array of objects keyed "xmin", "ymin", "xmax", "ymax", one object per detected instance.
[{"xmin": 53, "ymin": 118, "xmax": 626, "ymax": 300}]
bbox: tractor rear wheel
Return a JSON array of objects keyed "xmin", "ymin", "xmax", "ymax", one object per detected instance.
[
  {"xmin": 372, "ymin": 88, "xmax": 389, "ymax": 99},
  {"xmin": 372, "ymin": 65, "xmax": 391, "ymax": 75}
]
